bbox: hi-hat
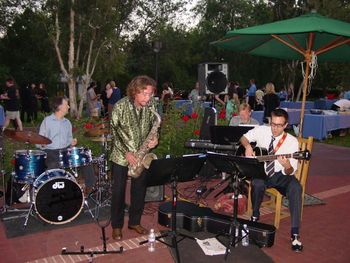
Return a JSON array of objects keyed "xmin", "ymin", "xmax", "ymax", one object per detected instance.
[
  {"xmin": 84, "ymin": 127, "xmax": 110, "ymax": 137},
  {"xmin": 4, "ymin": 129, "xmax": 52, "ymax": 144}
]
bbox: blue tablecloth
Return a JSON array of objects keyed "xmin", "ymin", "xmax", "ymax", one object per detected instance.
[
  {"xmin": 302, "ymin": 113, "xmax": 350, "ymax": 140},
  {"xmin": 314, "ymin": 99, "xmax": 336, "ymax": 110},
  {"xmin": 251, "ymin": 109, "xmax": 305, "ymax": 125},
  {"xmin": 280, "ymin": 101, "xmax": 314, "ymax": 109},
  {"xmin": 0, "ymin": 105, "xmax": 4, "ymax": 127}
]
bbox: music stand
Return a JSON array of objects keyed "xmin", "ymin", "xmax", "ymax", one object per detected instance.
[
  {"xmin": 206, "ymin": 151, "xmax": 266, "ymax": 260},
  {"xmin": 140, "ymin": 154, "xmax": 206, "ymax": 263}
]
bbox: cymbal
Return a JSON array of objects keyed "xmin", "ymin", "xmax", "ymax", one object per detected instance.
[
  {"xmin": 90, "ymin": 136, "xmax": 112, "ymax": 142},
  {"xmin": 4, "ymin": 129, "xmax": 52, "ymax": 145},
  {"xmin": 84, "ymin": 127, "xmax": 110, "ymax": 137}
]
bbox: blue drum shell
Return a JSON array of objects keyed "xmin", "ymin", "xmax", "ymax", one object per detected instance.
[{"xmin": 14, "ymin": 150, "xmax": 46, "ymax": 183}]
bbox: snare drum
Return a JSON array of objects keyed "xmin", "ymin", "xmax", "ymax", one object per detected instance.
[
  {"xmin": 33, "ymin": 169, "xmax": 84, "ymax": 224},
  {"xmin": 59, "ymin": 147, "xmax": 92, "ymax": 168},
  {"xmin": 14, "ymin": 150, "xmax": 46, "ymax": 184}
]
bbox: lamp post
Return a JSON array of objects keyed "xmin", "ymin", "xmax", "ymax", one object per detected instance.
[{"xmin": 152, "ymin": 40, "xmax": 162, "ymax": 86}]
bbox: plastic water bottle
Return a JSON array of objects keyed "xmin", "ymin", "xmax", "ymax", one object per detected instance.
[
  {"xmin": 241, "ymin": 224, "xmax": 249, "ymax": 247},
  {"xmin": 148, "ymin": 229, "xmax": 156, "ymax": 252}
]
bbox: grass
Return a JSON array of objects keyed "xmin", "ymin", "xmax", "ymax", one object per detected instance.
[{"xmin": 323, "ymin": 132, "xmax": 350, "ymax": 147}]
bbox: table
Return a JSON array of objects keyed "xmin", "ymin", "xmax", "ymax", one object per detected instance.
[
  {"xmin": 251, "ymin": 109, "xmax": 306, "ymax": 125},
  {"xmin": 314, "ymin": 99, "xmax": 336, "ymax": 110},
  {"xmin": 280, "ymin": 101, "xmax": 314, "ymax": 109},
  {"xmin": 302, "ymin": 113, "xmax": 350, "ymax": 140}
]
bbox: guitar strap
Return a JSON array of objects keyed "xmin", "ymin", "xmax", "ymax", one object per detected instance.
[{"xmin": 273, "ymin": 132, "xmax": 287, "ymax": 153}]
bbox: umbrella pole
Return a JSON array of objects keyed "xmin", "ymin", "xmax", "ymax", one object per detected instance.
[{"xmin": 298, "ymin": 55, "xmax": 311, "ymax": 139}]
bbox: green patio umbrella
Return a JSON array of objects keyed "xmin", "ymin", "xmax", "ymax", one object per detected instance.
[{"xmin": 212, "ymin": 11, "xmax": 350, "ymax": 137}]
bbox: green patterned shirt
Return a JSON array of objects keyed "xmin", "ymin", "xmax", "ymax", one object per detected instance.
[{"xmin": 109, "ymin": 96, "xmax": 158, "ymax": 166}]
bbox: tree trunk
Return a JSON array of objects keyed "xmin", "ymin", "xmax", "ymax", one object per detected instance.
[
  {"xmin": 67, "ymin": 78, "xmax": 78, "ymax": 117},
  {"xmin": 77, "ymin": 76, "xmax": 91, "ymax": 119}
]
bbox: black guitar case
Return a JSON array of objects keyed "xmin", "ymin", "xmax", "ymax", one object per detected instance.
[{"xmin": 158, "ymin": 201, "xmax": 276, "ymax": 247}]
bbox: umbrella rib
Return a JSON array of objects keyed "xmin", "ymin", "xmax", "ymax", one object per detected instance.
[
  {"xmin": 286, "ymin": 34, "xmax": 305, "ymax": 53},
  {"xmin": 272, "ymin": 34, "xmax": 305, "ymax": 56},
  {"xmin": 315, "ymin": 37, "xmax": 350, "ymax": 56},
  {"xmin": 210, "ymin": 35, "xmax": 241, "ymax": 45}
]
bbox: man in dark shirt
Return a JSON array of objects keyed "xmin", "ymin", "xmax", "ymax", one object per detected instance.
[{"xmin": 2, "ymin": 78, "xmax": 23, "ymax": 131}]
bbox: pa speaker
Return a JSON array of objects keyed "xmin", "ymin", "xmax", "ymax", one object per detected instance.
[
  {"xmin": 198, "ymin": 63, "xmax": 228, "ymax": 95},
  {"xmin": 145, "ymin": 185, "xmax": 165, "ymax": 202}
]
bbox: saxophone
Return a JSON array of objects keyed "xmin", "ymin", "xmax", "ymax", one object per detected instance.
[{"xmin": 128, "ymin": 108, "xmax": 161, "ymax": 178}]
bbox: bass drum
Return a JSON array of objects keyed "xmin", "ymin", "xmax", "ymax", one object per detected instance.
[{"xmin": 33, "ymin": 169, "xmax": 84, "ymax": 224}]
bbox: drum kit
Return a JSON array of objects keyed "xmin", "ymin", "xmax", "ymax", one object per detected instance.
[{"xmin": 1, "ymin": 126, "xmax": 112, "ymax": 228}]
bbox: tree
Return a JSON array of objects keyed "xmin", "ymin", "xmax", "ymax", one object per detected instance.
[
  {"xmin": 0, "ymin": 8, "xmax": 57, "ymax": 89},
  {"xmin": 45, "ymin": 0, "xmax": 137, "ymax": 117}
]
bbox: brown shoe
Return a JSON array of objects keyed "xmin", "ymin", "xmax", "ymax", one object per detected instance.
[
  {"xmin": 112, "ymin": 228, "xmax": 122, "ymax": 240},
  {"xmin": 128, "ymin": 225, "xmax": 148, "ymax": 235}
]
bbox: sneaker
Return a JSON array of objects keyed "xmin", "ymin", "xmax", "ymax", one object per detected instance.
[{"xmin": 291, "ymin": 235, "xmax": 303, "ymax": 252}]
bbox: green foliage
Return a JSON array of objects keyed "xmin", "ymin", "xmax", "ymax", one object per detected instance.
[
  {"xmin": 153, "ymin": 102, "xmax": 203, "ymax": 158},
  {"xmin": 0, "ymin": 8, "xmax": 57, "ymax": 87}
]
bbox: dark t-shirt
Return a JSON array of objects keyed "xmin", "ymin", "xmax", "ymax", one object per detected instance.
[
  {"xmin": 263, "ymin": 93, "xmax": 280, "ymax": 118},
  {"xmin": 5, "ymin": 86, "xmax": 20, "ymax": 111},
  {"xmin": 108, "ymin": 88, "xmax": 121, "ymax": 105}
]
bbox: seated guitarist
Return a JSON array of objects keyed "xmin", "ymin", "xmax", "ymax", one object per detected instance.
[{"xmin": 239, "ymin": 108, "xmax": 303, "ymax": 252}]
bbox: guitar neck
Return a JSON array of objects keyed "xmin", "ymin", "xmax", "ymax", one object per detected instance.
[{"xmin": 256, "ymin": 153, "xmax": 293, "ymax": 162}]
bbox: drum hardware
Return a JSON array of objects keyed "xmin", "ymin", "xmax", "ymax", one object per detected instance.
[
  {"xmin": 85, "ymin": 154, "xmax": 112, "ymax": 220},
  {"xmin": 0, "ymin": 146, "xmax": 31, "ymax": 218},
  {"xmin": 61, "ymin": 153, "xmax": 121, "ymax": 259}
]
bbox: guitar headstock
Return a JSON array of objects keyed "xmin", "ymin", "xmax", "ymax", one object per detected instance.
[{"xmin": 293, "ymin": 150, "xmax": 311, "ymax": 160}]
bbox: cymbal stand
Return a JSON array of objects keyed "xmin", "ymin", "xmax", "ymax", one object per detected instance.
[
  {"xmin": 0, "ymin": 148, "xmax": 31, "ymax": 219},
  {"xmin": 86, "ymin": 154, "xmax": 111, "ymax": 220}
]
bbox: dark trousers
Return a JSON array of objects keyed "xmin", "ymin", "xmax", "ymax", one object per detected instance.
[
  {"xmin": 251, "ymin": 171, "xmax": 302, "ymax": 229},
  {"xmin": 111, "ymin": 162, "xmax": 147, "ymax": 229}
]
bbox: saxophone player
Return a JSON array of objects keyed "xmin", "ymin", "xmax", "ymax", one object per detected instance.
[{"xmin": 110, "ymin": 75, "xmax": 159, "ymax": 240}]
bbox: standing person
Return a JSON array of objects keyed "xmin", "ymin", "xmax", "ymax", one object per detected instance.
[
  {"xmin": 38, "ymin": 96, "xmax": 96, "ymax": 193},
  {"xmin": 239, "ymin": 108, "xmax": 303, "ymax": 252},
  {"xmin": 19, "ymin": 83, "xmax": 31, "ymax": 122},
  {"xmin": 28, "ymin": 83, "xmax": 39, "ymax": 122},
  {"xmin": 100, "ymin": 82, "xmax": 110, "ymax": 117},
  {"xmin": 160, "ymin": 82, "xmax": 173, "ymax": 113},
  {"xmin": 235, "ymin": 82, "xmax": 244, "ymax": 102},
  {"xmin": 86, "ymin": 82, "xmax": 99, "ymax": 118},
  {"xmin": 255, "ymin": 87, "xmax": 264, "ymax": 111},
  {"xmin": 109, "ymin": 75, "xmax": 159, "ymax": 240},
  {"xmin": 225, "ymin": 93, "xmax": 240, "ymax": 123},
  {"xmin": 263, "ymin": 82, "xmax": 280, "ymax": 124},
  {"xmin": 247, "ymin": 79, "xmax": 257, "ymax": 110},
  {"xmin": 37, "ymin": 83, "xmax": 50, "ymax": 114},
  {"xmin": 2, "ymin": 78, "xmax": 23, "ymax": 131},
  {"xmin": 188, "ymin": 81, "xmax": 204, "ymax": 108},
  {"xmin": 107, "ymin": 80, "xmax": 121, "ymax": 115},
  {"xmin": 229, "ymin": 103, "xmax": 259, "ymax": 126}
]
